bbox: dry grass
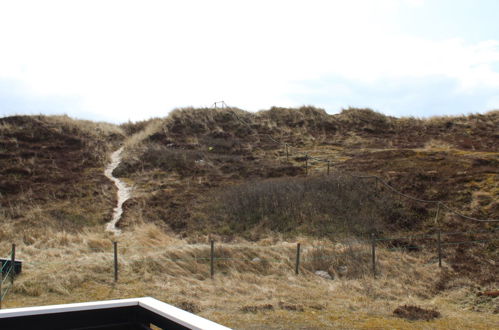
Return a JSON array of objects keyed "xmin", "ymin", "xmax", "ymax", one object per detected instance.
[
  {"xmin": 1, "ymin": 222, "xmax": 497, "ymax": 329},
  {"xmin": 1, "ymin": 109, "xmax": 498, "ymax": 328},
  {"xmin": 423, "ymin": 139, "xmax": 454, "ymax": 151},
  {"xmin": 123, "ymin": 117, "xmax": 165, "ymax": 148},
  {"xmin": 41, "ymin": 115, "xmax": 123, "ymax": 139},
  {"xmin": 0, "ymin": 114, "xmax": 124, "ymax": 236},
  {"xmin": 0, "ymin": 114, "xmax": 123, "ymax": 164}
]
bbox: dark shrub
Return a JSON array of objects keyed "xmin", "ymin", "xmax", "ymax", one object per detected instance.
[{"xmin": 213, "ymin": 174, "xmax": 414, "ymax": 237}]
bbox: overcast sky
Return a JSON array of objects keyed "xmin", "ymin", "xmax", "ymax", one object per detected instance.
[{"xmin": 1, "ymin": 0, "xmax": 499, "ymax": 123}]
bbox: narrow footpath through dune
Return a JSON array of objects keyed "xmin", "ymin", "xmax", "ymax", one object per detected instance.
[{"xmin": 104, "ymin": 147, "xmax": 132, "ymax": 235}]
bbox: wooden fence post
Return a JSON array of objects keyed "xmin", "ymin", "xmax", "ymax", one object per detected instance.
[
  {"xmin": 114, "ymin": 241, "xmax": 118, "ymax": 282},
  {"xmin": 437, "ymin": 229, "xmax": 442, "ymax": 268},
  {"xmin": 285, "ymin": 144, "xmax": 289, "ymax": 161},
  {"xmin": 295, "ymin": 243, "xmax": 301, "ymax": 275},
  {"xmin": 434, "ymin": 202, "xmax": 440, "ymax": 225},
  {"xmin": 210, "ymin": 240, "xmax": 215, "ymax": 279},
  {"xmin": 434, "ymin": 202, "xmax": 442, "ymax": 268},
  {"xmin": 327, "ymin": 161, "xmax": 330, "ymax": 175},
  {"xmin": 371, "ymin": 233, "xmax": 376, "ymax": 278}
]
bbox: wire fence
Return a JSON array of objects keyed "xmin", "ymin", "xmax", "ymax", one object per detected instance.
[
  {"xmin": 2, "ymin": 103, "xmax": 497, "ymax": 305},
  {"xmin": 0, "ymin": 246, "xmax": 16, "ymax": 309},
  {"xmin": 0, "ymin": 227, "xmax": 496, "ymax": 305}
]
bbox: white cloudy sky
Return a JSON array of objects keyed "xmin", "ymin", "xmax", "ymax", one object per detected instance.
[{"xmin": 1, "ymin": 0, "xmax": 499, "ymax": 123}]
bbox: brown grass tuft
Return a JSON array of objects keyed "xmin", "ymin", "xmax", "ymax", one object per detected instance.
[{"xmin": 393, "ymin": 305, "xmax": 441, "ymax": 321}]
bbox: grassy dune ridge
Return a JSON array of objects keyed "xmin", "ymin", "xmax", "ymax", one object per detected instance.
[{"xmin": 0, "ymin": 107, "xmax": 497, "ymax": 328}]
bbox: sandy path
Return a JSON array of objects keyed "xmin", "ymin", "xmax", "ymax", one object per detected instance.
[{"xmin": 104, "ymin": 147, "xmax": 132, "ymax": 235}]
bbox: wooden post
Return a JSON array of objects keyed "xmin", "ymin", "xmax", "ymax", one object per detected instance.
[
  {"xmin": 285, "ymin": 144, "xmax": 289, "ymax": 161},
  {"xmin": 295, "ymin": 243, "xmax": 301, "ymax": 275},
  {"xmin": 327, "ymin": 161, "xmax": 330, "ymax": 175},
  {"xmin": 210, "ymin": 240, "xmax": 215, "ymax": 279},
  {"xmin": 434, "ymin": 203, "xmax": 442, "ymax": 267},
  {"xmin": 305, "ymin": 155, "xmax": 308, "ymax": 176},
  {"xmin": 371, "ymin": 233, "xmax": 376, "ymax": 278},
  {"xmin": 113, "ymin": 241, "xmax": 118, "ymax": 282},
  {"xmin": 10, "ymin": 244, "xmax": 15, "ymax": 285},
  {"xmin": 437, "ymin": 229, "xmax": 442, "ymax": 268},
  {"xmin": 434, "ymin": 202, "xmax": 440, "ymax": 225}
]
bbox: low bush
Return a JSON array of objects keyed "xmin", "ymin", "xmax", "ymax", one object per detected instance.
[
  {"xmin": 213, "ymin": 174, "xmax": 414, "ymax": 238},
  {"xmin": 393, "ymin": 305, "xmax": 440, "ymax": 321}
]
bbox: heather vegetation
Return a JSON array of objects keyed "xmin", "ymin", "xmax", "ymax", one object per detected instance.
[
  {"xmin": 0, "ymin": 115, "xmax": 124, "ymax": 231},
  {"xmin": 212, "ymin": 175, "xmax": 416, "ymax": 238},
  {"xmin": 0, "ymin": 107, "xmax": 497, "ymax": 328}
]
